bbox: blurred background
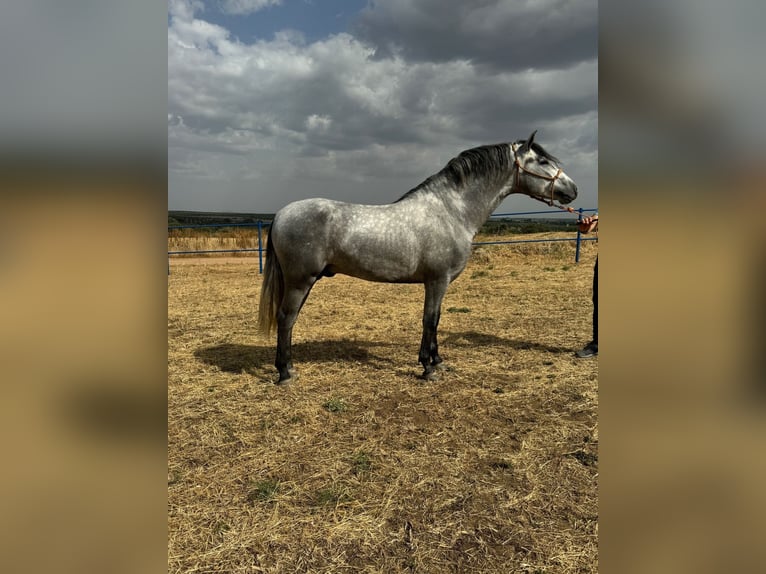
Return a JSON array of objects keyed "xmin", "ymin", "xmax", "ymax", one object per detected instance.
[
  {"xmin": 600, "ymin": 0, "xmax": 766, "ymax": 572},
  {"xmin": 0, "ymin": 1, "xmax": 764, "ymax": 572},
  {"xmin": 0, "ymin": 2, "xmax": 167, "ymax": 573}
]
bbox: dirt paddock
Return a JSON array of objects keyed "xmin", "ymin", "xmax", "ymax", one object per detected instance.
[{"xmin": 168, "ymin": 235, "xmax": 598, "ymax": 573}]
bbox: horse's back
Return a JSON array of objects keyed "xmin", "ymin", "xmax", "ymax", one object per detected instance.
[{"xmin": 273, "ymin": 197, "xmax": 335, "ymax": 221}]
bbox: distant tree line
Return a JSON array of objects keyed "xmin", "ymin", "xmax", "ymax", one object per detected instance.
[
  {"xmin": 479, "ymin": 218, "xmax": 579, "ymax": 235},
  {"xmin": 169, "ymin": 212, "xmax": 578, "ymax": 235},
  {"xmin": 168, "ymin": 211, "xmax": 275, "ymax": 227}
]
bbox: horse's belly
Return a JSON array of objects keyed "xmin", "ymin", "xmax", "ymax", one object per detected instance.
[{"xmin": 332, "ymin": 245, "xmax": 421, "ymax": 283}]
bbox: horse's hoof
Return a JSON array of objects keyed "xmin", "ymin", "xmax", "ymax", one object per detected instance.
[
  {"xmin": 419, "ymin": 370, "xmax": 438, "ymax": 381},
  {"xmin": 433, "ymin": 361, "xmax": 448, "ymax": 371},
  {"xmin": 275, "ymin": 373, "xmax": 297, "ymax": 386}
]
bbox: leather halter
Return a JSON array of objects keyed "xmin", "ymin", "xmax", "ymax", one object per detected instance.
[{"xmin": 512, "ymin": 144, "xmax": 563, "ymax": 206}]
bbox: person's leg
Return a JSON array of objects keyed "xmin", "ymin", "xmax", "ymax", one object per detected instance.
[
  {"xmin": 592, "ymin": 257, "xmax": 598, "ymax": 344},
  {"xmin": 576, "ymin": 257, "xmax": 598, "ymax": 358}
]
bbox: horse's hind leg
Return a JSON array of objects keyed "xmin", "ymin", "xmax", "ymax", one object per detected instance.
[{"xmin": 275, "ymin": 280, "xmax": 314, "ymax": 385}]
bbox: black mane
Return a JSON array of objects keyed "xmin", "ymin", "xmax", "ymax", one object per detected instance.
[
  {"xmin": 395, "ymin": 140, "xmax": 559, "ymax": 202},
  {"xmin": 396, "ymin": 143, "xmax": 513, "ymax": 202}
]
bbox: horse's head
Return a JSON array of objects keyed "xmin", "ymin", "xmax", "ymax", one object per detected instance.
[{"xmin": 510, "ymin": 131, "xmax": 578, "ymax": 207}]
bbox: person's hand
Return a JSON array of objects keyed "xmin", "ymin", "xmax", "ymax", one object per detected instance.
[{"xmin": 578, "ymin": 214, "xmax": 598, "ymax": 234}]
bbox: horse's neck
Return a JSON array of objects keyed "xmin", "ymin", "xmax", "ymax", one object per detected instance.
[
  {"xmin": 452, "ymin": 178, "xmax": 512, "ymax": 236},
  {"xmin": 396, "ymin": 174, "xmax": 512, "ymax": 236}
]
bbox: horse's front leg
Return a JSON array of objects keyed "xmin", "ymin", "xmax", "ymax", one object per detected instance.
[
  {"xmin": 419, "ymin": 278, "xmax": 448, "ymax": 380},
  {"xmin": 275, "ymin": 282, "xmax": 314, "ymax": 385}
]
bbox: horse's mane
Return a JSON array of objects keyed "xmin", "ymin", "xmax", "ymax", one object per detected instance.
[{"xmin": 395, "ymin": 140, "xmax": 559, "ymax": 202}]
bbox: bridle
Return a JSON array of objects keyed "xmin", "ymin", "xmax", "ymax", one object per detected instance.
[{"xmin": 511, "ymin": 144, "xmax": 564, "ymax": 207}]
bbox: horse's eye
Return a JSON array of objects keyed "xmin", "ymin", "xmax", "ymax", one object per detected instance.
[{"xmin": 538, "ymin": 158, "xmax": 549, "ymax": 165}]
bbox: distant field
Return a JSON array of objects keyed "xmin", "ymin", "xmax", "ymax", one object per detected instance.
[
  {"xmin": 168, "ymin": 226, "xmax": 588, "ymax": 258},
  {"xmin": 168, "ymin": 226, "xmax": 266, "ymax": 256},
  {"xmin": 168, "ymin": 237, "xmax": 598, "ymax": 573}
]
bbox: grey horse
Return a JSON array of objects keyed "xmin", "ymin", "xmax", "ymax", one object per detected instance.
[{"xmin": 258, "ymin": 131, "xmax": 578, "ymax": 384}]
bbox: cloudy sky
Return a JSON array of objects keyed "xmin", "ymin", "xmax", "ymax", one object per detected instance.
[{"xmin": 168, "ymin": 0, "xmax": 598, "ymax": 214}]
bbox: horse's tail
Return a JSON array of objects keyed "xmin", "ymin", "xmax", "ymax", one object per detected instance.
[{"xmin": 258, "ymin": 229, "xmax": 283, "ymax": 336}]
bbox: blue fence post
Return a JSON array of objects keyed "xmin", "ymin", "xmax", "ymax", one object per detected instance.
[
  {"xmin": 575, "ymin": 208, "xmax": 583, "ymax": 263},
  {"xmin": 257, "ymin": 220, "xmax": 264, "ymax": 274}
]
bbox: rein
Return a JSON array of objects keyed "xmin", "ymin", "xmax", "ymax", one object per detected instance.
[{"xmin": 511, "ymin": 145, "xmax": 574, "ymax": 213}]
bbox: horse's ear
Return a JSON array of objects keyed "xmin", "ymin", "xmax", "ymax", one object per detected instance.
[{"xmin": 518, "ymin": 130, "xmax": 537, "ymax": 153}]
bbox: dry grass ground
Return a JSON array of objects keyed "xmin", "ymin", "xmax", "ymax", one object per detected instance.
[{"xmin": 168, "ymin": 233, "xmax": 598, "ymax": 573}]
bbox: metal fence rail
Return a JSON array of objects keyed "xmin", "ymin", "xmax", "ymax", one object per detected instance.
[{"xmin": 168, "ymin": 208, "xmax": 597, "ymax": 273}]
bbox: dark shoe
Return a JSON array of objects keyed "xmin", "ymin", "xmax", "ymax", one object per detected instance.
[{"xmin": 575, "ymin": 341, "xmax": 598, "ymax": 358}]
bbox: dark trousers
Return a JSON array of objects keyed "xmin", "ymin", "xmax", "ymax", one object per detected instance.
[{"xmin": 592, "ymin": 257, "xmax": 598, "ymax": 343}]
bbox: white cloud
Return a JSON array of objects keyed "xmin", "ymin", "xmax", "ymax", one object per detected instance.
[
  {"xmin": 168, "ymin": 0, "xmax": 204, "ymax": 21},
  {"xmin": 305, "ymin": 114, "xmax": 332, "ymax": 132},
  {"xmin": 219, "ymin": 0, "xmax": 282, "ymax": 16}
]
